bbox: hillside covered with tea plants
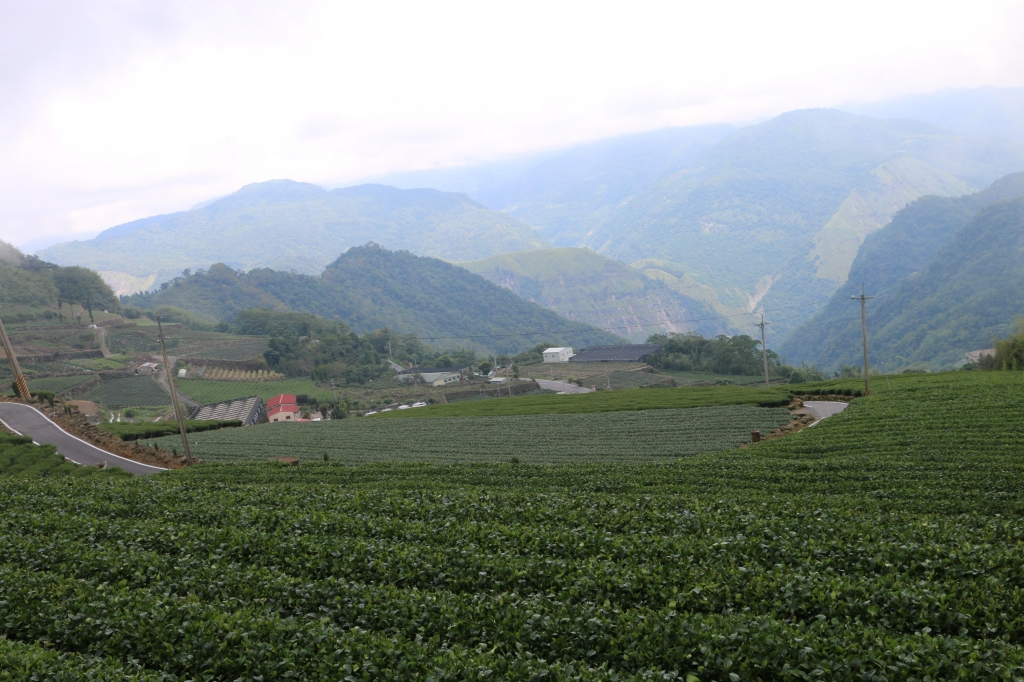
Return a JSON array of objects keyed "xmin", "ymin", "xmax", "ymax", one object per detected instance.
[{"xmin": 1, "ymin": 371, "xmax": 1023, "ymax": 679}]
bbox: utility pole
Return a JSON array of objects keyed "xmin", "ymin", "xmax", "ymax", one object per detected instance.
[
  {"xmin": 157, "ymin": 317, "xmax": 194, "ymax": 466},
  {"xmin": 755, "ymin": 314, "xmax": 770, "ymax": 389},
  {"xmin": 851, "ymin": 285, "xmax": 874, "ymax": 396},
  {"xmin": 0, "ymin": 314, "xmax": 30, "ymax": 400}
]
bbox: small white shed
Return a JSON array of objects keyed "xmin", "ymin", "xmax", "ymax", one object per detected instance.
[{"xmin": 542, "ymin": 347, "xmax": 574, "ymax": 363}]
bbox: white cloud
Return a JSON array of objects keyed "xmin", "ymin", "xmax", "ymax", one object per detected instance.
[{"xmin": 3, "ymin": 0, "xmax": 1023, "ymax": 248}]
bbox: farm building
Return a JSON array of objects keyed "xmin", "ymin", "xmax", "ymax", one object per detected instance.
[
  {"xmin": 569, "ymin": 344, "xmax": 664, "ymax": 363},
  {"xmin": 267, "ymin": 394, "xmax": 300, "ymax": 423},
  {"xmin": 397, "ymin": 367, "xmax": 462, "ymax": 386},
  {"xmin": 191, "ymin": 395, "xmax": 263, "ymax": 425},
  {"xmin": 136, "ymin": 362, "xmax": 160, "ymax": 374},
  {"xmin": 542, "ymin": 347, "xmax": 574, "ymax": 363}
]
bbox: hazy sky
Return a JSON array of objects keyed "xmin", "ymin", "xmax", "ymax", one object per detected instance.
[{"xmin": 3, "ymin": 0, "xmax": 1023, "ymax": 250}]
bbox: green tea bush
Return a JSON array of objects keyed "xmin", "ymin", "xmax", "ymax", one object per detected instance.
[{"xmin": 1, "ymin": 371, "xmax": 1023, "ymax": 679}]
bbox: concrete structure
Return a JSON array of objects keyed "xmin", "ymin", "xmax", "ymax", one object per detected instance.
[
  {"xmin": 137, "ymin": 362, "xmax": 160, "ymax": 374},
  {"xmin": 191, "ymin": 395, "xmax": 263, "ymax": 425},
  {"xmin": 422, "ymin": 371, "xmax": 461, "ymax": 387},
  {"xmin": 397, "ymin": 367, "xmax": 462, "ymax": 386},
  {"xmin": 267, "ymin": 394, "xmax": 300, "ymax": 423},
  {"xmin": 542, "ymin": 347, "xmax": 574, "ymax": 363},
  {"xmin": 569, "ymin": 344, "xmax": 663, "ymax": 363},
  {"xmin": 964, "ymin": 348, "xmax": 995, "ymax": 364}
]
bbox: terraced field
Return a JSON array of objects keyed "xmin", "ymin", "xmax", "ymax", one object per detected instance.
[
  {"xmin": 5, "ymin": 375, "xmax": 94, "ymax": 395},
  {"xmin": 373, "ymin": 384, "xmax": 793, "ymax": 419},
  {"xmin": 184, "ymin": 338, "xmax": 269, "ymax": 361},
  {"xmin": 2, "ymin": 371, "xmax": 1023, "ymax": 679},
  {"xmin": 83, "ymin": 376, "xmax": 170, "ymax": 407},
  {"xmin": 149, "ymin": 404, "xmax": 793, "ymax": 464},
  {"xmin": 175, "ymin": 378, "xmax": 334, "ymax": 404}
]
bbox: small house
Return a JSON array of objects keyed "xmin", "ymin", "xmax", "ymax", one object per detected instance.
[
  {"xmin": 542, "ymin": 347, "xmax": 574, "ymax": 363},
  {"xmin": 267, "ymin": 394, "xmax": 300, "ymax": 423}
]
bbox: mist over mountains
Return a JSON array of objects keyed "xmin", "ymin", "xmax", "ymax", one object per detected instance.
[
  {"xmin": 37, "ymin": 87, "xmax": 1024, "ymax": 368},
  {"xmin": 40, "ymin": 182, "xmax": 548, "ymax": 291}
]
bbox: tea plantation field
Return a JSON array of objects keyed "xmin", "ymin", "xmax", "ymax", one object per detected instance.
[
  {"xmin": 175, "ymin": 377, "xmax": 334, "ymax": 404},
  {"xmin": 1, "ymin": 371, "xmax": 1023, "ymax": 679},
  {"xmin": 373, "ymin": 384, "xmax": 794, "ymax": 419},
  {"xmin": 148, "ymin": 404, "xmax": 793, "ymax": 464}
]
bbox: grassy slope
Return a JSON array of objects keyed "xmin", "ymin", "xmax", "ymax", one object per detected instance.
[
  {"xmin": 372, "ymin": 384, "xmax": 793, "ymax": 418},
  {"xmin": 1, "ymin": 371, "xmax": 1022, "ymax": 678}
]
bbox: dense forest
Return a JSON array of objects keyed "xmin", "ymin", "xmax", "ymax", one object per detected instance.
[
  {"xmin": 0, "ymin": 241, "xmax": 119, "ymax": 322},
  {"xmin": 781, "ymin": 172, "xmax": 1024, "ymax": 370},
  {"xmin": 123, "ymin": 244, "xmax": 622, "ymax": 355}
]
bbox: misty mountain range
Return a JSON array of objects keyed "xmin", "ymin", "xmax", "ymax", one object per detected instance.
[{"xmin": 37, "ymin": 86, "xmax": 1024, "ymax": 371}]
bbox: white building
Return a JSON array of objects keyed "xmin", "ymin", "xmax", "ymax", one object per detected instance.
[
  {"xmin": 420, "ymin": 371, "xmax": 461, "ymax": 387},
  {"xmin": 542, "ymin": 347, "xmax": 574, "ymax": 363}
]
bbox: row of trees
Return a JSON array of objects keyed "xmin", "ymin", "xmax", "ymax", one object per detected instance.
[
  {"xmin": 645, "ymin": 333, "xmax": 827, "ymax": 382},
  {"xmin": 979, "ymin": 317, "xmax": 1024, "ymax": 371}
]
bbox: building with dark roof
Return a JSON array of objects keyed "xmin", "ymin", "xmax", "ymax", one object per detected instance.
[
  {"xmin": 569, "ymin": 344, "xmax": 664, "ymax": 363},
  {"xmin": 190, "ymin": 395, "xmax": 262, "ymax": 425}
]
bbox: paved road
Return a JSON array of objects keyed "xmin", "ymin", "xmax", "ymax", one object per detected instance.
[
  {"xmin": 535, "ymin": 379, "xmax": 594, "ymax": 394},
  {"xmin": 803, "ymin": 401, "xmax": 848, "ymax": 425},
  {"xmin": 0, "ymin": 402, "xmax": 166, "ymax": 475}
]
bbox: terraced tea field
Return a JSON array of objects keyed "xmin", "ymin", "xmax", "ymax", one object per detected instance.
[
  {"xmin": 83, "ymin": 376, "xmax": 170, "ymax": 407},
  {"xmin": 5, "ymin": 375, "xmax": 94, "ymax": 396},
  {"xmin": 175, "ymin": 378, "xmax": 334, "ymax": 404},
  {"xmin": 195, "ymin": 367, "xmax": 283, "ymax": 381},
  {"xmin": 2, "ymin": 371, "xmax": 1024, "ymax": 679},
  {"xmin": 184, "ymin": 338, "xmax": 269, "ymax": 361},
  {"xmin": 148, "ymin": 404, "xmax": 793, "ymax": 463},
  {"xmin": 374, "ymin": 384, "xmax": 793, "ymax": 419}
]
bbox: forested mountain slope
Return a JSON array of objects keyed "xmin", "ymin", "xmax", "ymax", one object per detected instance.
[
  {"xmin": 580, "ymin": 110, "xmax": 1024, "ymax": 338},
  {"xmin": 40, "ymin": 181, "xmax": 548, "ymax": 292},
  {"xmin": 780, "ymin": 172, "xmax": 1024, "ymax": 370},
  {"xmin": 380, "ymin": 109, "xmax": 1024, "ymax": 340},
  {"xmin": 124, "ymin": 244, "xmax": 623, "ymax": 355},
  {"xmin": 0, "ymin": 241, "xmax": 118, "ymax": 320},
  {"xmin": 460, "ymin": 248, "xmax": 730, "ymax": 342}
]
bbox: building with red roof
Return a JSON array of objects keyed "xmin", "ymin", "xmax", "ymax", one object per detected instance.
[{"xmin": 267, "ymin": 394, "xmax": 300, "ymax": 423}]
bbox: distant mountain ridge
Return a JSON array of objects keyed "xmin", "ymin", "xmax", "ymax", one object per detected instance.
[
  {"xmin": 460, "ymin": 248, "xmax": 731, "ymax": 342},
  {"xmin": 40, "ymin": 181, "xmax": 548, "ymax": 294},
  {"xmin": 124, "ymin": 244, "xmax": 623, "ymax": 355},
  {"xmin": 780, "ymin": 172, "xmax": 1024, "ymax": 370},
  {"xmin": 376, "ymin": 107, "xmax": 1024, "ymax": 339}
]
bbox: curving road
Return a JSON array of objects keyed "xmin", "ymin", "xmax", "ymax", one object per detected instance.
[{"xmin": 0, "ymin": 402, "xmax": 166, "ymax": 475}]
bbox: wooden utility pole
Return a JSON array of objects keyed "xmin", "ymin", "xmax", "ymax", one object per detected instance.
[
  {"xmin": 851, "ymin": 285, "xmax": 874, "ymax": 396},
  {"xmin": 0, "ymin": 314, "xmax": 30, "ymax": 400},
  {"xmin": 755, "ymin": 314, "xmax": 770, "ymax": 389},
  {"xmin": 157, "ymin": 317, "xmax": 194, "ymax": 465}
]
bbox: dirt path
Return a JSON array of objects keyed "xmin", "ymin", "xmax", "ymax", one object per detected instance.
[{"xmin": 155, "ymin": 360, "xmax": 199, "ymax": 409}]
